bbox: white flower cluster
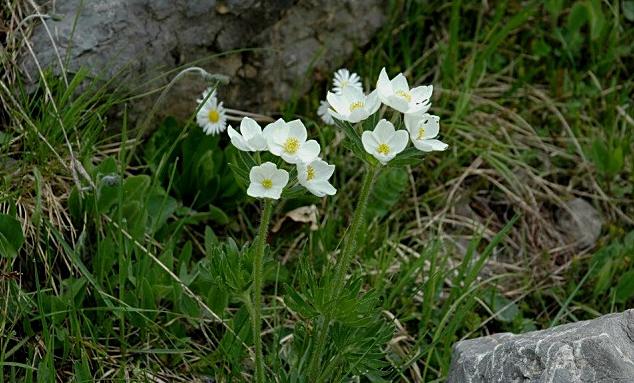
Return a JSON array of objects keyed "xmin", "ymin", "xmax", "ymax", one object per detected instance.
[
  {"xmin": 196, "ymin": 87, "xmax": 335, "ymax": 200},
  {"xmin": 194, "ymin": 66, "xmax": 447, "ymax": 200},
  {"xmin": 228, "ymin": 117, "xmax": 336, "ymax": 200},
  {"xmin": 321, "ymin": 67, "xmax": 448, "ymax": 165}
]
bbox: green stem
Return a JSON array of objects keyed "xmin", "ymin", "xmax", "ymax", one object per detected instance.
[
  {"xmin": 307, "ymin": 165, "xmax": 377, "ymax": 382},
  {"xmin": 331, "ymin": 165, "xmax": 377, "ymax": 295},
  {"xmin": 253, "ymin": 199, "xmax": 273, "ymax": 383}
]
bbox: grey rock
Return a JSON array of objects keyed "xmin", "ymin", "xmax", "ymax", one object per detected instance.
[
  {"xmin": 447, "ymin": 310, "xmax": 634, "ymax": 383},
  {"xmin": 557, "ymin": 198, "xmax": 602, "ymax": 249},
  {"xmin": 22, "ymin": 0, "xmax": 385, "ymax": 119}
]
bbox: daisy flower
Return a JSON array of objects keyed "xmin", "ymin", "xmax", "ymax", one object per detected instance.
[
  {"xmin": 326, "ymin": 87, "xmax": 381, "ymax": 123},
  {"xmin": 263, "ymin": 119, "xmax": 321, "ymax": 164},
  {"xmin": 333, "ymin": 68, "xmax": 363, "ymax": 94},
  {"xmin": 297, "ymin": 159, "xmax": 337, "ymax": 197},
  {"xmin": 376, "ymin": 67, "xmax": 432, "ymax": 114},
  {"xmin": 228, "ymin": 117, "xmax": 268, "ymax": 152},
  {"xmin": 196, "ymin": 89, "xmax": 227, "ymax": 135},
  {"xmin": 317, "ymin": 100, "xmax": 334, "ymax": 125},
  {"xmin": 361, "ymin": 119, "xmax": 409, "ymax": 165},
  {"xmin": 404, "ymin": 113, "xmax": 448, "ymax": 152},
  {"xmin": 247, "ymin": 162, "xmax": 289, "ymax": 200}
]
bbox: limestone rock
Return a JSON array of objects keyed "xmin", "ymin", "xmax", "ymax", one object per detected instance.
[
  {"xmin": 447, "ymin": 310, "xmax": 634, "ymax": 382},
  {"xmin": 21, "ymin": 0, "xmax": 385, "ymax": 118},
  {"xmin": 557, "ymin": 198, "xmax": 602, "ymax": 249}
]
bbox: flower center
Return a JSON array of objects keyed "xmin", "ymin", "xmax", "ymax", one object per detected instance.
[
  {"xmin": 396, "ymin": 90, "xmax": 412, "ymax": 102},
  {"xmin": 306, "ymin": 165, "xmax": 315, "ymax": 181},
  {"xmin": 349, "ymin": 101, "xmax": 364, "ymax": 112},
  {"xmin": 417, "ymin": 127, "xmax": 426, "ymax": 140},
  {"xmin": 261, "ymin": 179, "xmax": 273, "ymax": 189},
  {"xmin": 340, "ymin": 80, "xmax": 348, "ymax": 88},
  {"xmin": 377, "ymin": 143, "xmax": 391, "ymax": 155},
  {"xmin": 283, "ymin": 137, "xmax": 300, "ymax": 154},
  {"xmin": 208, "ymin": 109, "xmax": 220, "ymax": 123}
]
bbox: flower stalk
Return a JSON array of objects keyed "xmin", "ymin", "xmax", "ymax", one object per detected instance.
[
  {"xmin": 308, "ymin": 165, "xmax": 377, "ymax": 381},
  {"xmin": 253, "ymin": 199, "xmax": 273, "ymax": 383}
]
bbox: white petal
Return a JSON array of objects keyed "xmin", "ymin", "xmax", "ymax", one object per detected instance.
[
  {"xmin": 307, "ymin": 180, "xmax": 336, "ymax": 197},
  {"xmin": 388, "ymin": 130, "xmax": 409, "ymax": 154},
  {"xmin": 365, "ymin": 90, "xmax": 381, "ymax": 115},
  {"xmin": 374, "ymin": 119, "xmax": 395, "ymax": 142},
  {"xmin": 410, "ymin": 85, "xmax": 433, "ymax": 103},
  {"xmin": 386, "ymin": 95, "xmax": 410, "ymax": 113},
  {"xmin": 297, "ymin": 140, "xmax": 321, "ymax": 163},
  {"xmin": 271, "ymin": 168, "xmax": 290, "ymax": 188},
  {"xmin": 361, "ymin": 131, "xmax": 379, "ymax": 153},
  {"xmin": 413, "ymin": 139, "xmax": 448, "ymax": 152},
  {"xmin": 247, "ymin": 183, "xmax": 267, "ymax": 198},
  {"xmin": 391, "ymin": 73, "xmax": 409, "ymax": 91},
  {"xmin": 287, "ymin": 119, "xmax": 308, "ymax": 142},
  {"xmin": 228, "ymin": 126, "xmax": 251, "ymax": 151},
  {"xmin": 312, "ymin": 159, "xmax": 335, "ymax": 179},
  {"xmin": 376, "ymin": 67, "xmax": 392, "ymax": 98},
  {"xmin": 240, "ymin": 117, "xmax": 261, "ymax": 140},
  {"xmin": 326, "ymin": 91, "xmax": 347, "ymax": 115}
]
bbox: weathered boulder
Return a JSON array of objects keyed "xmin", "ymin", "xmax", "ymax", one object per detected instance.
[
  {"xmin": 447, "ymin": 310, "xmax": 634, "ymax": 382},
  {"xmin": 21, "ymin": 0, "xmax": 385, "ymax": 118}
]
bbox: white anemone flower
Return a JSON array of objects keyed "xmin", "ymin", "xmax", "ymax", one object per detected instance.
[
  {"xmin": 404, "ymin": 113, "xmax": 448, "ymax": 152},
  {"xmin": 376, "ymin": 67, "xmax": 433, "ymax": 114},
  {"xmin": 263, "ymin": 119, "xmax": 321, "ymax": 164},
  {"xmin": 297, "ymin": 159, "xmax": 337, "ymax": 197},
  {"xmin": 196, "ymin": 90, "xmax": 227, "ymax": 135},
  {"xmin": 227, "ymin": 117, "xmax": 268, "ymax": 152},
  {"xmin": 333, "ymin": 68, "xmax": 363, "ymax": 94},
  {"xmin": 361, "ymin": 119, "xmax": 409, "ymax": 165},
  {"xmin": 317, "ymin": 100, "xmax": 334, "ymax": 125},
  {"xmin": 326, "ymin": 87, "xmax": 381, "ymax": 123},
  {"xmin": 246, "ymin": 162, "xmax": 289, "ymax": 200}
]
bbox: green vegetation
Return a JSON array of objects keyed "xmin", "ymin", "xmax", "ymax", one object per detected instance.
[{"xmin": 1, "ymin": 0, "xmax": 633, "ymax": 381}]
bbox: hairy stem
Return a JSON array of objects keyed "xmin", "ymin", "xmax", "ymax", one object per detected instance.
[
  {"xmin": 253, "ymin": 199, "xmax": 273, "ymax": 383},
  {"xmin": 308, "ymin": 165, "xmax": 377, "ymax": 382}
]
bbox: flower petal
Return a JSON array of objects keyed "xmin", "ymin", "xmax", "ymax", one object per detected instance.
[
  {"xmin": 374, "ymin": 119, "xmax": 396, "ymax": 142},
  {"xmin": 376, "ymin": 67, "xmax": 392, "ymax": 98},
  {"xmin": 298, "ymin": 140, "xmax": 321, "ymax": 163},
  {"xmin": 228, "ymin": 126, "xmax": 251, "ymax": 151},
  {"xmin": 388, "ymin": 130, "xmax": 410, "ymax": 154},
  {"xmin": 413, "ymin": 138, "xmax": 448, "ymax": 152},
  {"xmin": 390, "ymin": 73, "xmax": 409, "ymax": 91},
  {"xmin": 361, "ymin": 130, "xmax": 379, "ymax": 153},
  {"xmin": 326, "ymin": 91, "xmax": 347, "ymax": 115},
  {"xmin": 287, "ymin": 119, "xmax": 308, "ymax": 142}
]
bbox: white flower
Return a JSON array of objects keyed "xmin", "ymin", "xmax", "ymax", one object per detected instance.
[
  {"xmin": 376, "ymin": 67, "xmax": 432, "ymax": 114},
  {"xmin": 404, "ymin": 113, "xmax": 448, "ymax": 152},
  {"xmin": 263, "ymin": 119, "xmax": 320, "ymax": 164},
  {"xmin": 326, "ymin": 87, "xmax": 381, "ymax": 123},
  {"xmin": 227, "ymin": 117, "xmax": 268, "ymax": 152},
  {"xmin": 246, "ymin": 162, "xmax": 289, "ymax": 200},
  {"xmin": 317, "ymin": 100, "xmax": 334, "ymax": 125},
  {"xmin": 297, "ymin": 159, "xmax": 337, "ymax": 197},
  {"xmin": 361, "ymin": 119, "xmax": 409, "ymax": 165},
  {"xmin": 196, "ymin": 90, "xmax": 227, "ymax": 135},
  {"xmin": 333, "ymin": 68, "xmax": 363, "ymax": 94}
]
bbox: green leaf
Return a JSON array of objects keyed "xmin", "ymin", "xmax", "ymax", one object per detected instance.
[
  {"xmin": 0, "ymin": 214, "xmax": 24, "ymax": 259},
  {"xmin": 615, "ymin": 269, "xmax": 634, "ymax": 303},
  {"xmin": 624, "ymin": 1, "xmax": 634, "ymax": 22}
]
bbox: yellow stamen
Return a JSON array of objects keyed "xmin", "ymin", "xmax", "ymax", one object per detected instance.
[
  {"xmin": 417, "ymin": 127, "xmax": 425, "ymax": 140},
  {"xmin": 377, "ymin": 143, "xmax": 390, "ymax": 155},
  {"xmin": 396, "ymin": 90, "xmax": 412, "ymax": 102},
  {"xmin": 349, "ymin": 101, "xmax": 364, "ymax": 112},
  {"xmin": 306, "ymin": 166, "xmax": 315, "ymax": 181},
  {"xmin": 283, "ymin": 137, "xmax": 300, "ymax": 154},
  {"xmin": 261, "ymin": 179, "xmax": 273, "ymax": 189},
  {"xmin": 208, "ymin": 109, "xmax": 220, "ymax": 123}
]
